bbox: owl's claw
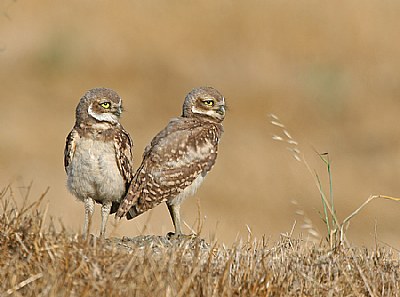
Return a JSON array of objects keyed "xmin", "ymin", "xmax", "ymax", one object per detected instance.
[{"xmin": 166, "ymin": 232, "xmax": 197, "ymax": 241}]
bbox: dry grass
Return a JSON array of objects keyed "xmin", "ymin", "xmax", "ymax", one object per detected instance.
[{"xmin": 1, "ymin": 186, "xmax": 399, "ymax": 297}]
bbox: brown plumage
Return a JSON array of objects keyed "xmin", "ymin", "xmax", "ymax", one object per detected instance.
[
  {"xmin": 117, "ymin": 86, "xmax": 226, "ymax": 235},
  {"xmin": 64, "ymin": 88, "xmax": 133, "ymax": 238}
]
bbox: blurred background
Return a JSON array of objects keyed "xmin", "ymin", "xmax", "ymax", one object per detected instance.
[{"xmin": 1, "ymin": 0, "xmax": 400, "ymax": 248}]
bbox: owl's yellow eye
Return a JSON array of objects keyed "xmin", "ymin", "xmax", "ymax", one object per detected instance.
[
  {"xmin": 202, "ymin": 100, "xmax": 215, "ymax": 107},
  {"xmin": 100, "ymin": 102, "xmax": 111, "ymax": 109}
]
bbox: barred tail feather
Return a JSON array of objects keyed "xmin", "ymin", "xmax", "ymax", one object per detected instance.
[{"xmin": 116, "ymin": 190, "xmax": 138, "ymax": 218}]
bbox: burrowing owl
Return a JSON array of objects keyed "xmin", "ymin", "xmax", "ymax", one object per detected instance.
[
  {"xmin": 64, "ymin": 88, "xmax": 133, "ymax": 238},
  {"xmin": 116, "ymin": 86, "xmax": 226, "ymax": 236}
]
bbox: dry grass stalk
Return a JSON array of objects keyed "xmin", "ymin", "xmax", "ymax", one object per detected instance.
[{"xmin": 340, "ymin": 195, "xmax": 400, "ymax": 243}]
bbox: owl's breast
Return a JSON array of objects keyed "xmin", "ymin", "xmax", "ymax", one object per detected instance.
[{"xmin": 67, "ymin": 137, "xmax": 125, "ymax": 203}]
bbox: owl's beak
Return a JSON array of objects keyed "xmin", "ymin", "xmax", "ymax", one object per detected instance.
[
  {"xmin": 216, "ymin": 105, "xmax": 225, "ymax": 116},
  {"xmin": 115, "ymin": 107, "xmax": 122, "ymax": 117}
]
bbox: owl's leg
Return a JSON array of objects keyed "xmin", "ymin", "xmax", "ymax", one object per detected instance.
[
  {"xmin": 100, "ymin": 201, "xmax": 112, "ymax": 238},
  {"xmin": 167, "ymin": 203, "xmax": 183, "ymax": 235},
  {"xmin": 83, "ymin": 197, "xmax": 95, "ymax": 239}
]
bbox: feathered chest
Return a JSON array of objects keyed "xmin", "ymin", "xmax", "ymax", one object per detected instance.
[
  {"xmin": 66, "ymin": 136, "xmax": 126, "ymax": 202},
  {"xmin": 71, "ymin": 137, "xmax": 116, "ymax": 173}
]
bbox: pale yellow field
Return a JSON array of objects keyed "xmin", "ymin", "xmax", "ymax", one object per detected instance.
[{"xmin": 1, "ymin": 1, "xmax": 400, "ymax": 248}]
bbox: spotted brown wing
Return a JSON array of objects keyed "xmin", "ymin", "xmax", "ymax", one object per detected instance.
[
  {"xmin": 64, "ymin": 128, "xmax": 79, "ymax": 173},
  {"xmin": 117, "ymin": 117, "xmax": 222, "ymax": 219}
]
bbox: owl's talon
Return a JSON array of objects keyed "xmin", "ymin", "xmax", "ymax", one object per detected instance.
[{"xmin": 166, "ymin": 232, "xmax": 197, "ymax": 240}]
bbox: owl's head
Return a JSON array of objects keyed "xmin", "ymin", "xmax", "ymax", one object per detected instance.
[
  {"xmin": 76, "ymin": 88, "xmax": 123, "ymax": 125},
  {"xmin": 182, "ymin": 86, "xmax": 226, "ymax": 122}
]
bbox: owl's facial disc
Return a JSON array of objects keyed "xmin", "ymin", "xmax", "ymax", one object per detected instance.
[
  {"xmin": 191, "ymin": 96, "xmax": 226, "ymax": 121},
  {"xmin": 99, "ymin": 97, "xmax": 122, "ymax": 116},
  {"xmin": 88, "ymin": 97, "xmax": 121, "ymax": 124},
  {"xmin": 182, "ymin": 86, "xmax": 226, "ymax": 122}
]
